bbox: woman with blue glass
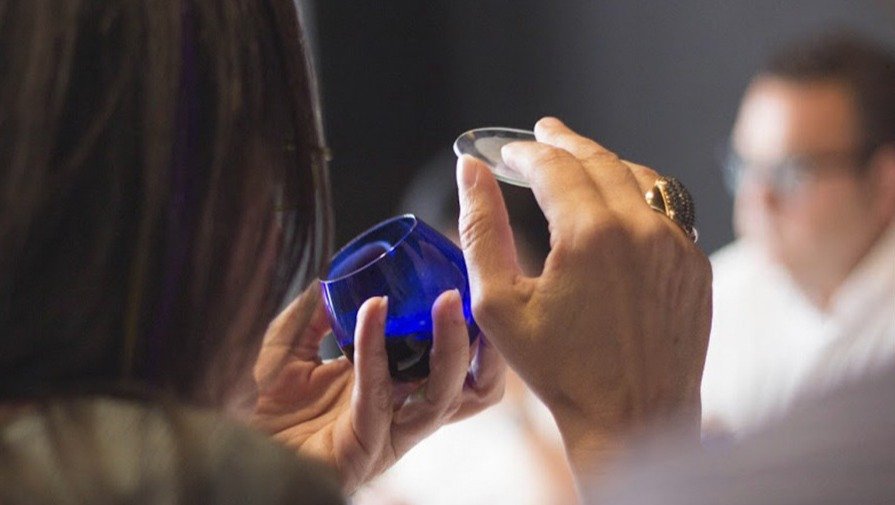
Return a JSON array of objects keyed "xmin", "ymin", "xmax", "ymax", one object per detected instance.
[{"xmin": 0, "ymin": 0, "xmax": 711, "ymax": 503}]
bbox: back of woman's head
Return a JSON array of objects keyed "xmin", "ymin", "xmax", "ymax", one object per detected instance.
[{"xmin": 0, "ymin": 0, "xmax": 332, "ymax": 405}]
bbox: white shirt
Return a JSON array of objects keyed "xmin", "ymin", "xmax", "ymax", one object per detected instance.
[
  {"xmin": 701, "ymin": 224, "xmax": 895, "ymax": 436},
  {"xmin": 353, "ymin": 389, "xmax": 568, "ymax": 505}
]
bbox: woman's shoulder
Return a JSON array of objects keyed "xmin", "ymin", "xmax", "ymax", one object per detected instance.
[{"xmin": 0, "ymin": 395, "xmax": 344, "ymax": 505}]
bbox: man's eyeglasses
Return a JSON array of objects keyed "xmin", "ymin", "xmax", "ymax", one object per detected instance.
[{"xmin": 721, "ymin": 146, "xmax": 874, "ymax": 196}]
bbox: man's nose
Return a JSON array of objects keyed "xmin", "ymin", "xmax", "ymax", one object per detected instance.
[{"xmin": 738, "ymin": 171, "xmax": 780, "ymax": 212}]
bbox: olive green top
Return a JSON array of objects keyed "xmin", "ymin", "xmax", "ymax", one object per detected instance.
[{"xmin": 0, "ymin": 396, "xmax": 344, "ymax": 505}]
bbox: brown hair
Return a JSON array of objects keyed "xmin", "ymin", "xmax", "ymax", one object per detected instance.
[
  {"xmin": 762, "ymin": 31, "xmax": 895, "ymax": 153},
  {"xmin": 0, "ymin": 0, "xmax": 332, "ymax": 406}
]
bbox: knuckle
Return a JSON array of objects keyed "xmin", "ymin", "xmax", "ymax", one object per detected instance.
[
  {"xmin": 470, "ymin": 289, "xmax": 504, "ymax": 328},
  {"xmin": 566, "ymin": 141, "xmax": 610, "ymax": 162},
  {"xmin": 463, "ymin": 388, "xmax": 500, "ymax": 415},
  {"xmin": 458, "ymin": 205, "xmax": 490, "ymax": 252},
  {"xmin": 638, "ymin": 214, "xmax": 667, "ymax": 238},
  {"xmin": 628, "ymin": 162, "xmax": 659, "ymax": 180},
  {"xmin": 372, "ymin": 381, "xmax": 393, "ymax": 413},
  {"xmin": 587, "ymin": 150, "xmax": 621, "ymax": 167},
  {"xmin": 633, "ymin": 212, "xmax": 685, "ymax": 256},
  {"xmin": 643, "ymin": 219, "xmax": 679, "ymax": 254},
  {"xmin": 421, "ymin": 392, "xmax": 443, "ymax": 412},
  {"xmin": 530, "ymin": 144, "xmax": 576, "ymax": 169},
  {"xmin": 447, "ymin": 398, "xmax": 464, "ymax": 417},
  {"xmin": 423, "ymin": 387, "xmax": 460, "ymax": 417},
  {"xmin": 548, "ymin": 213, "xmax": 629, "ymax": 262},
  {"xmin": 578, "ymin": 214, "xmax": 633, "ymax": 250}
]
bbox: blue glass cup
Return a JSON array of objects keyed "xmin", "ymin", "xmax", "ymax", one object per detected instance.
[{"xmin": 320, "ymin": 214, "xmax": 479, "ymax": 382}]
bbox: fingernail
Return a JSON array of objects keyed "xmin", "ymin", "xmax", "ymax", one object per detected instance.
[
  {"xmin": 500, "ymin": 143, "xmax": 517, "ymax": 164},
  {"xmin": 537, "ymin": 116, "xmax": 563, "ymax": 128},
  {"xmin": 379, "ymin": 296, "xmax": 388, "ymax": 325},
  {"xmin": 446, "ymin": 289, "xmax": 463, "ymax": 323},
  {"xmin": 457, "ymin": 155, "xmax": 479, "ymax": 192},
  {"xmin": 534, "ymin": 117, "xmax": 564, "ymax": 139}
]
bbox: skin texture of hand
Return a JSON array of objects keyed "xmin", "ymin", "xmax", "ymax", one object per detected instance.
[
  {"xmin": 250, "ymin": 283, "xmax": 505, "ymax": 495},
  {"xmin": 456, "ymin": 117, "xmax": 712, "ymax": 486}
]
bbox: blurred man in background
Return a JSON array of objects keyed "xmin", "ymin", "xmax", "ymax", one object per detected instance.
[{"xmin": 702, "ymin": 32, "xmax": 895, "ymax": 436}]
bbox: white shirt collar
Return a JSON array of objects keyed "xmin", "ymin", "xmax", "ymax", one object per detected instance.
[{"xmin": 829, "ymin": 222, "xmax": 895, "ymax": 322}]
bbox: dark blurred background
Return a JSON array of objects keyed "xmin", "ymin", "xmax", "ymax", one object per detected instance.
[{"xmin": 300, "ymin": 0, "xmax": 895, "ymax": 255}]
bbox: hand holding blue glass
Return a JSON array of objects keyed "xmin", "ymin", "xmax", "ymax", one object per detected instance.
[{"xmin": 320, "ymin": 215, "xmax": 478, "ymax": 382}]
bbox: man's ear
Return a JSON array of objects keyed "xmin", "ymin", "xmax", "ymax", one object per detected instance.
[{"xmin": 867, "ymin": 144, "xmax": 895, "ymax": 223}]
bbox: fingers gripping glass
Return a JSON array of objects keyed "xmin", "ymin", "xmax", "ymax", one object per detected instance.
[{"xmin": 453, "ymin": 127, "xmax": 536, "ymax": 187}]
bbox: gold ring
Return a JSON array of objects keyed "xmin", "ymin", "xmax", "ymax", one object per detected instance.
[{"xmin": 644, "ymin": 176, "xmax": 698, "ymax": 242}]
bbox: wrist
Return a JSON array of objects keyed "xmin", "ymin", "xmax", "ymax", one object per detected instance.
[
  {"xmin": 551, "ymin": 395, "xmax": 702, "ymax": 484},
  {"xmin": 553, "ymin": 408, "xmax": 631, "ymax": 477}
]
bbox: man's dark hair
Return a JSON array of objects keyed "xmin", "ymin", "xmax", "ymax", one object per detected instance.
[{"xmin": 762, "ymin": 31, "xmax": 895, "ymax": 152}]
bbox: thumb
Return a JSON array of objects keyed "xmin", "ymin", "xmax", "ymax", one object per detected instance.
[{"xmin": 456, "ymin": 155, "xmax": 522, "ymax": 304}]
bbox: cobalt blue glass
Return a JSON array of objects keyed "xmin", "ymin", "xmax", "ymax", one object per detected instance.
[{"xmin": 320, "ymin": 214, "xmax": 479, "ymax": 382}]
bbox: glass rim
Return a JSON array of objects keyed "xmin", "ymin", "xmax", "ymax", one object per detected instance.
[{"xmin": 320, "ymin": 213, "xmax": 419, "ymax": 284}]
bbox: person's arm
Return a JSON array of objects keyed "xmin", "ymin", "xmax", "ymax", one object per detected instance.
[{"xmin": 456, "ymin": 117, "xmax": 712, "ymax": 488}]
